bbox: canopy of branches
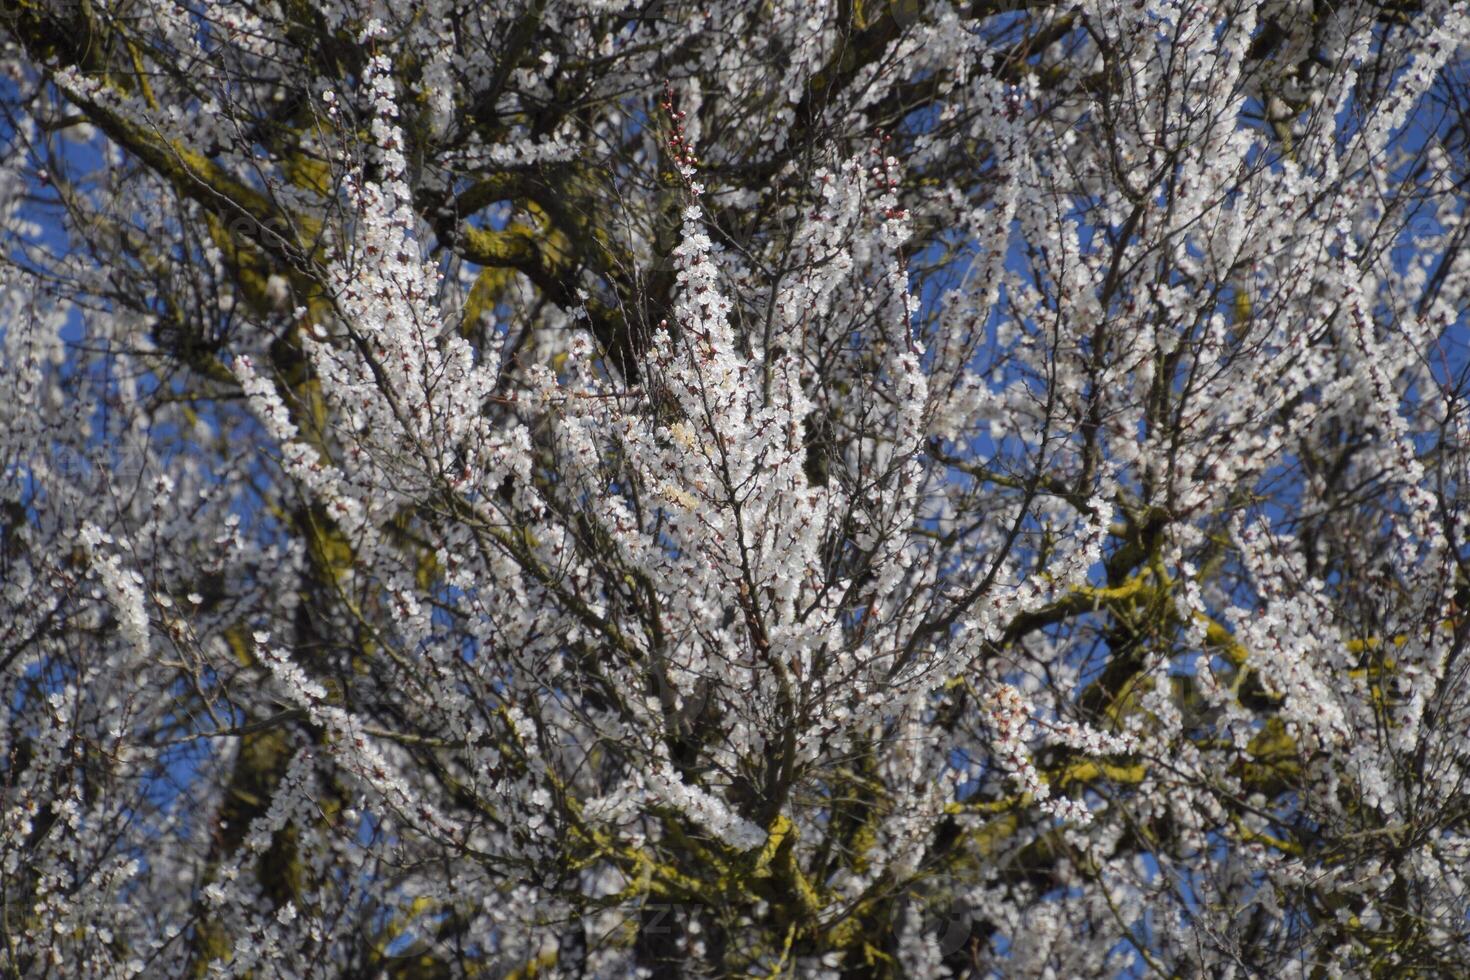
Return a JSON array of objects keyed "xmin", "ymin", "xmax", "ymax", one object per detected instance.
[{"xmin": 2, "ymin": 0, "xmax": 1470, "ymax": 977}]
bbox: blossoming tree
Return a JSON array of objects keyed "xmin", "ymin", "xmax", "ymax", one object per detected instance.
[{"xmin": 2, "ymin": 0, "xmax": 1469, "ymax": 976}]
